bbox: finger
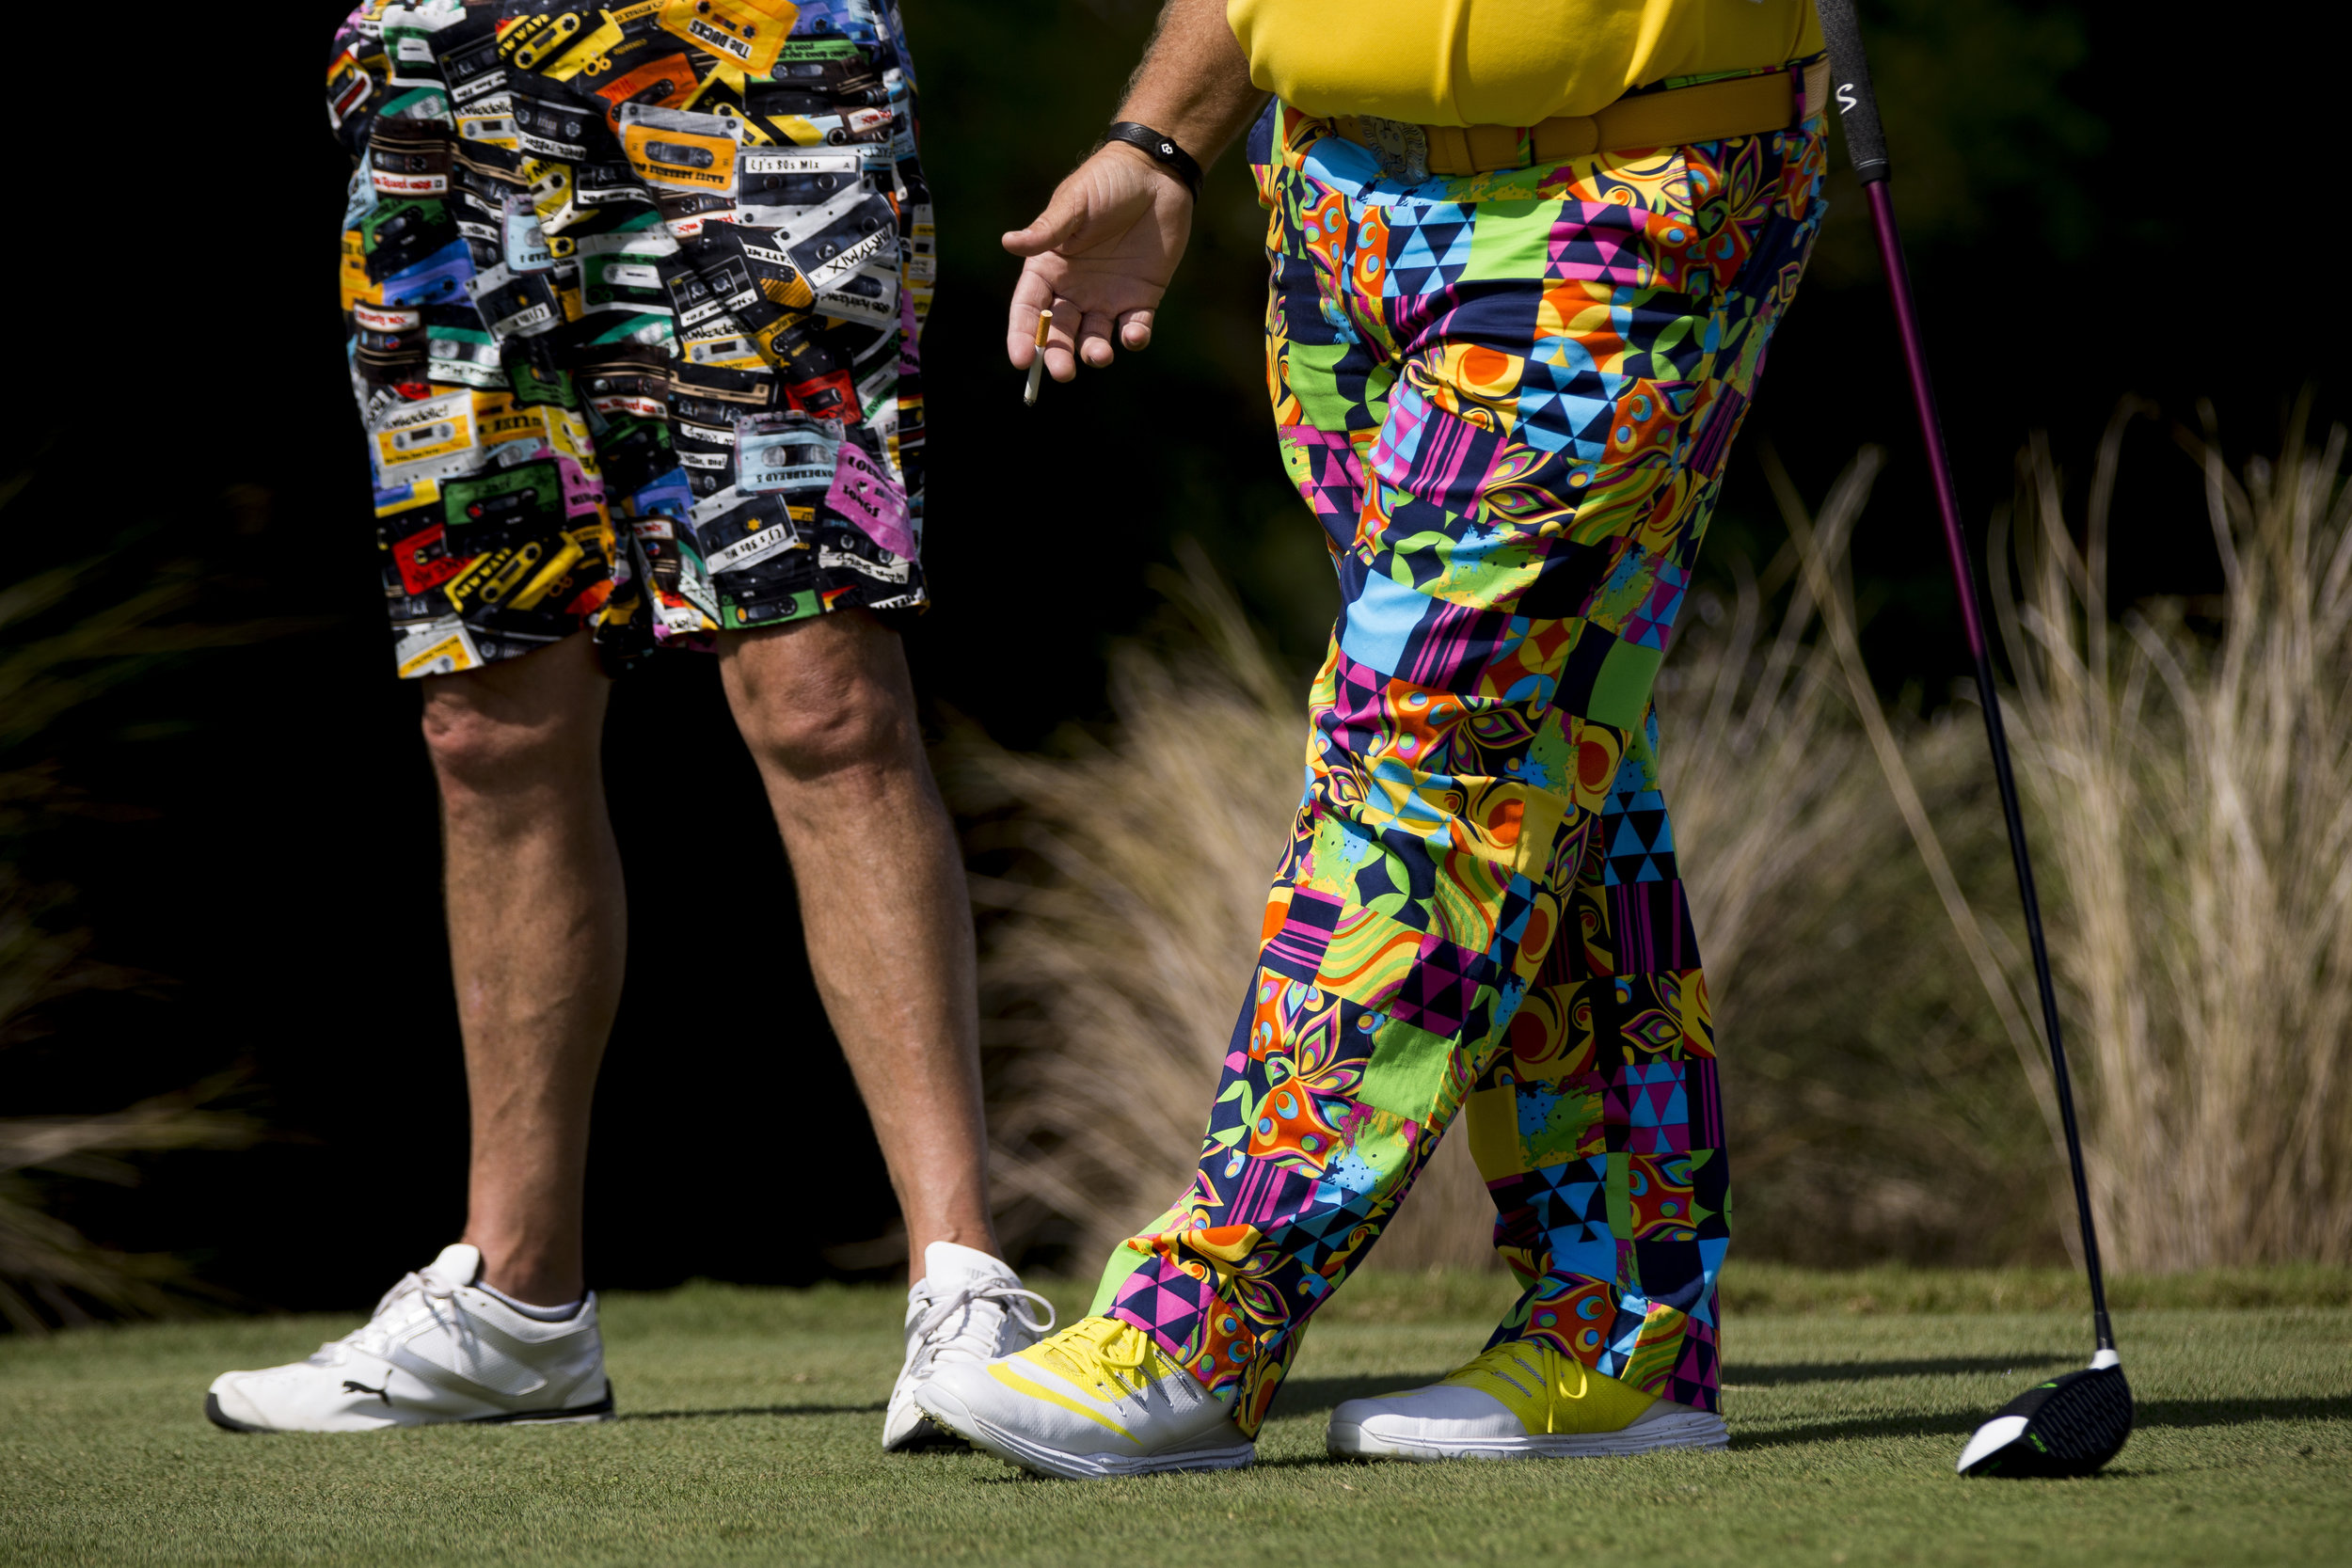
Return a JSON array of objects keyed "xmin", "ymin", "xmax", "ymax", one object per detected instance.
[
  {"xmin": 1005, "ymin": 266, "xmax": 1057, "ymax": 369},
  {"xmin": 1002, "ymin": 186, "xmax": 1089, "ymax": 258},
  {"xmin": 1044, "ymin": 296, "xmax": 1083, "ymax": 382},
  {"xmin": 1116, "ymin": 308, "xmax": 1155, "ymax": 352},
  {"xmin": 1076, "ymin": 309, "xmax": 1118, "ymax": 370}
]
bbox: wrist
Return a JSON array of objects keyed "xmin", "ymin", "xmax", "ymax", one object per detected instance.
[{"xmin": 1095, "ymin": 124, "xmax": 1201, "ymax": 202}]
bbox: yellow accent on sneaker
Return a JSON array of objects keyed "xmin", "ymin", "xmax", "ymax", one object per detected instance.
[
  {"xmin": 1438, "ymin": 1341, "xmax": 1658, "ymax": 1435},
  {"xmin": 984, "ymin": 1364, "xmax": 1136, "ymax": 1443},
  {"xmin": 1016, "ymin": 1316, "xmax": 1184, "ymax": 1402}
]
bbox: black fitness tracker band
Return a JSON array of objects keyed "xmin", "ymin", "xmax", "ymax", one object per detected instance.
[{"xmin": 1099, "ymin": 121, "xmax": 1204, "ymax": 199}]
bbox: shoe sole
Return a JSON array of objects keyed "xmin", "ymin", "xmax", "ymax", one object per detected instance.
[
  {"xmin": 1328, "ymin": 1409, "xmax": 1728, "ymax": 1461},
  {"xmin": 914, "ymin": 1383, "xmax": 1253, "ymax": 1481},
  {"xmin": 205, "ymin": 1381, "xmax": 617, "ymax": 1433},
  {"xmin": 884, "ymin": 1419, "xmax": 974, "ymax": 1457}
]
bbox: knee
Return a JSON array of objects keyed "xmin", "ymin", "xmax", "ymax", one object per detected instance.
[
  {"xmin": 420, "ymin": 694, "xmax": 595, "ymax": 804},
  {"xmin": 737, "ymin": 654, "xmax": 916, "ymax": 787}
]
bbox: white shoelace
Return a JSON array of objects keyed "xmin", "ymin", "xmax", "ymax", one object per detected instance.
[
  {"xmin": 904, "ymin": 1279, "xmax": 1057, "ymax": 1381},
  {"xmin": 309, "ymin": 1269, "xmax": 466, "ymax": 1366}
]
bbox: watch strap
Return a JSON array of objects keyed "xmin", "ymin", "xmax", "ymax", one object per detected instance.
[{"xmin": 1099, "ymin": 121, "xmax": 1203, "ymax": 199}]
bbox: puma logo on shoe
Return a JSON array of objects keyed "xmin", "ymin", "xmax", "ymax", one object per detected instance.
[{"xmin": 342, "ymin": 1379, "xmax": 391, "ymax": 1405}]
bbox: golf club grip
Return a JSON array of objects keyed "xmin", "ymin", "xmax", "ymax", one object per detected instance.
[{"xmin": 1813, "ymin": 0, "xmax": 1891, "ymax": 182}]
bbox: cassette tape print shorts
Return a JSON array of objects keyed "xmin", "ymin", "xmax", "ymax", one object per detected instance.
[{"xmin": 328, "ymin": 0, "xmax": 934, "ymax": 679}]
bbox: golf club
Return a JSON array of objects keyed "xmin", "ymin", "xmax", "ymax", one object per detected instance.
[{"xmin": 1812, "ymin": 0, "xmax": 2134, "ymax": 1479}]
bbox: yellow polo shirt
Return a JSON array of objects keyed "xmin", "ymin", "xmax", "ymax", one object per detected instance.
[{"xmin": 1226, "ymin": 0, "xmax": 1823, "ymax": 126}]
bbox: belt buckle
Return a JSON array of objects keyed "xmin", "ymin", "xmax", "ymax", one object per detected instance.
[{"xmin": 1352, "ymin": 116, "xmax": 1431, "ymax": 184}]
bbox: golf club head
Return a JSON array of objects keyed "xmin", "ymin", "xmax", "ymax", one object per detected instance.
[{"xmin": 1957, "ymin": 1350, "xmax": 2132, "ymax": 1477}]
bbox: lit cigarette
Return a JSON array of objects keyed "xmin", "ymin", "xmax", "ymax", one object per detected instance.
[{"xmin": 1024, "ymin": 310, "xmax": 1053, "ymax": 406}]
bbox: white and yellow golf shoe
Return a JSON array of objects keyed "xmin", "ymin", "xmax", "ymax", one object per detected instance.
[
  {"xmin": 1327, "ymin": 1338, "xmax": 1726, "ymax": 1460},
  {"xmin": 913, "ymin": 1315, "xmax": 1253, "ymax": 1480}
]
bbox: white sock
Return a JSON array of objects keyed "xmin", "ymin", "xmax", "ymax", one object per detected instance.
[{"xmin": 477, "ymin": 1281, "xmax": 584, "ymax": 1322}]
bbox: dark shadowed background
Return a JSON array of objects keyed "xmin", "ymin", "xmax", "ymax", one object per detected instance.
[{"xmin": 3, "ymin": 0, "xmax": 2346, "ymax": 1312}]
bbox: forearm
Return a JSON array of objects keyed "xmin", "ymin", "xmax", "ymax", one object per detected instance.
[{"xmin": 1113, "ymin": 0, "xmax": 1266, "ymax": 168}]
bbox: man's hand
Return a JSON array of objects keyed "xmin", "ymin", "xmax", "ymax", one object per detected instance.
[
  {"xmin": 999, "ymin": 0, "xmax": 1266, "ymax": 385},
  {"xmin": 1003, "ymin": 146, "xmax": 1193, "ymax": 384}
]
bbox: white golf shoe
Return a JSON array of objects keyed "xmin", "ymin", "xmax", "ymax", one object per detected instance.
[
  {"xmin": 882, "ymin": 1242, "xmax": 1055, "ymax": 1450},
  {"xmin": 205, "ymin": 1243, "xmax": 613, "ymax": 1433},
  {"xmin": 1327, "ymin": 1339, "xmax": 1727, "ymax": 1460},
  {"xmin": 914, "ymin": 1315, "xmax": 1254, "ymax": 1479}
]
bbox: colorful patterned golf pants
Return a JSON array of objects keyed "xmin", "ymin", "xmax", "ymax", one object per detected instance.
[{"xmin": 1090, "ymin": 91, "xmax": 1828, "ymax": 1436}]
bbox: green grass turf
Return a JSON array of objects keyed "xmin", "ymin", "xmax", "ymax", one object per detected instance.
[{"xmin": 3, "ymin": 1271, "xmax": 2347, "ymax": 1567}]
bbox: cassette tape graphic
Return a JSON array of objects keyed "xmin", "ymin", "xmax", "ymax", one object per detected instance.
[
  {"xmin": 682, "ymin": 226, "xmax": 811, "ymax": 322},
  {"xmin": 451, "ymin": 158, "xmax": 521, "ymax": 215},
  {"xmin": 732, "ymin": 146, "xmax": 863, "ymax": 205},
  {"xmin": 575, "ymin": 160, "xmax": 658, "ymax": 211},
  {"xmin": 393, "ymin": 615, "xmax": 485, "ymax": 679},
  {"xmin": 388, "ymin": 516, "xmax": 465, "ymax": 596},
  {"xmin": 581, "ymin": 250, "xmax": 669, "ymax": 309},
  {"xmin": 427, "ymin": 325, "xmax": 509, "ymax": 389},
  {"xmin": 354, "ymin": 302, "xmax": 423, "ymax": 336},
  {"xmin": 784, "ymin": 365, "xmax": 859, "ymax": 423},
  {"xmin": 577, "ymin": 215, "xmax": 682, "ymax": 263},
  {"xmin": 580, "ymin": 345, "xmax": 674, "ymax": 419},
  {"xmin": 441, "ymin": 31, "xmax": 506, "ymax": 105},
  {"xmin": 522, "ymin": 157, "xmax": 582, "ymax": 232},
  {"xmin": 692, "ymin": 487, "xmax": 802, "ymax": 577},
  {"xmin": 344, "ymin": 164, "xmax": 380, "ymax": 231},
  {"xmin": 444, "ymin": 537, "xmax": 559, "ymax": 612},
  {"xmin": 669, "ymin": 348, "xmax": 781, "ymax": 405},
  {"xmin": 458, "ymin": 101, "xmax": 520, "ymax": 150},
  {"xmin": 766, "ymin": 76, "xmax": 889, "ymax": 117},
  {"xmin": 734, "ymin": 411, "xmax": 841, "ymax": 498},
  {"xmin": 658, "ymin": 0, "xmax": 798, "ymax": 77},
  {"xmin": 660, "ymin": 392, "xmax": 734, "ymax": 433},
  {"xmin": 381, "ymin": 18, "xmax": 452, "ymax": 89},
  {"xmin": 723, "ymin": 177, "xmax": 859, "ymax": 251},
  {"xmin": 583, "ymin": 48, "xmax": 698, "ymax": 132},
  {"xmin": 342, "ymin": 232, "xmax": 380, "ymax": 314},
  {"xmin": 373, "ymin": 388, "xmax": 479, "ymax": 485},
  {"xmin": 444, "ymin": 458, "xmax": 564, "ymax": 551},
  {"xmin": 813, "ymin": 260, "xmax": 897, "ymax": 326},
  {"xmin": 540, "ymin": 15, "xmax": 627, "ymax": 82},
  {"xmin": 371, "ymin": 119, "xmax": 454, "ymax": 197},
  {"xmin": 760, "ymin": 105, "xmax": 895, "ymax": 149},
  {"xmin": 618, "ymin": 101, "xmax": 742, "ymax": 191},
  {"xmin": 510, "ymin": 96, "xmax": 596, "ymax": 161},
  {"xmin": 501, "ymin": 197, "xmax": 559, "ymax": 271},
  {"xmin": 358, "ymin": 198, "xmax": 451, "ymax": 279},
  {"xmin": 498, "ymin": 11, "xmax": 615, "ymax": 76},
  {"xmin": 662, "ymin": 244, "xmax": 756, "ymax": 327},
  {"xmin": 817, "ymin": 542, "xmax": 911, "ymax": 584},
  {"xmin": 326, "ymin": 52, "xmax": 373, "ymax": 128},
  {"xmin": 509, "ymin": 534, "xmax": 590, "ymax": 610},
  {"xmin": 746, "ymin": 309, "xmax": 828, "ymax": 372},
  {"xmin": 380, "ymin": 240, "xmax": 475, "ymax": 308},
  {"xmin": 778, "ymin": 191, "xmax": 897, "ymax": 295},
  {"xmin": 601, "ymin": 0, "xmax": 675, "ymax": 29},
  {"xmin": 745, "ymin": 41, "xmax": 888, "ymax": 115},
  {"xmin": 357, "ymin": 328, "xmax": 427, "ymax": 384},
  {"xmin": 466, "ymin": 261, "xmax": 565, "ymax": 343},
  {"xmin": 731, "ymin": 237, "xmax": 816, "ymax": 312},
  {"xmin": 684, "ymin": 329, "xmax": 766, "ymax": 372}
]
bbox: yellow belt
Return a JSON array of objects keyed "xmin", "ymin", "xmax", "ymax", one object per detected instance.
[{"xmin": 1330, "ymin": 58, "xmax": 1831, "ymax": 176}]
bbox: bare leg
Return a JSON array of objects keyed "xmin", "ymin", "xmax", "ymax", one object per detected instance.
[
  {"xmin": 719, "ymin": 610, "xmax": 998, "ymax": 1271},
  {"xmin": 420, "ymin": 631, "xmax": 624, "ymax": 1307}
]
